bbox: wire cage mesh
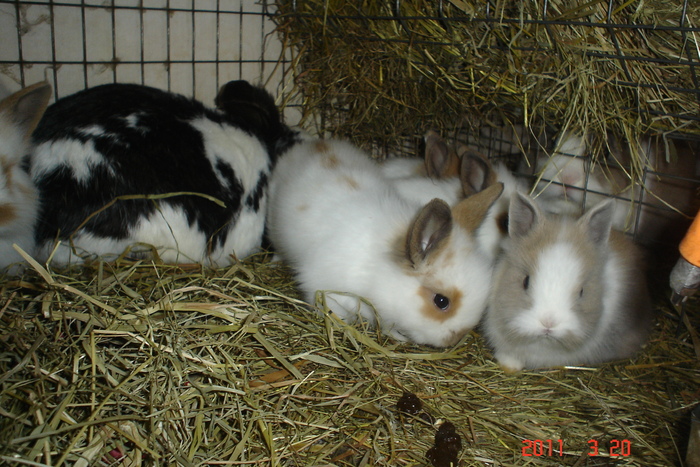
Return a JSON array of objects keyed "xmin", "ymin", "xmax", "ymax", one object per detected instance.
[
  {"xmin": 0, "ymin": 0, "xmax": 299, "ymax": 122},
  {"xmin": 2, "ymin": 0, "xmax": 698, "ymax": 248},
  {"xmin": 275, "ymin": 0, "xmax": 700, "ymax": 248}
]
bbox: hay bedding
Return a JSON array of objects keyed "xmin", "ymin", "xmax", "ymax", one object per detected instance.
[
  {"xmin": 275, "ymin": 0, "xmax": 700, "ymax": 165},
  {"xmin": 0, "ymin": 252, "xmax": 698, "ymax": 466}
]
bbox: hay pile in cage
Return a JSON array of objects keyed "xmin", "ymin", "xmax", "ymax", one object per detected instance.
[
  {"xmin": 1, "ymin": 253, "xmax": 699, "ymax": 466},
  {"xmin": 274, "ymin": 0, "xmax": 700, "ymax": 162}
]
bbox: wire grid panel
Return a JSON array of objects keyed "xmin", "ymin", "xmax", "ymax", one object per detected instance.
[
  {"xmin": 0, "ymin": 0, "xmax": 299, "ymax": 123},
  {"xmin": 282, "ymin": 0, "xmax": 700, "ymax": 134},
  {"xmin": 278, "ymin": 0, "xmax": 700, "ymax": 246}
]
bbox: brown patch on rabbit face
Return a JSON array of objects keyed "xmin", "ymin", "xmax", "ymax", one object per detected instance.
[
  {"xmin": 0, "ymin": 204, "xmax": 17, "ymax": 225},
  {"xmin": 417, "ymin": 285, "xmax": 462, "ymax": 323}
]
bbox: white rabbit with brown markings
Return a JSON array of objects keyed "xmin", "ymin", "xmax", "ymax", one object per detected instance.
[
  {"xmin": 0, "ymin": 82, "xmax": 52, "ymax": 273},
  {"xmin": 268, "ymin": 138, "xmax": 504, "ymax": 347},
  {"xmin": 382, "ymin": 130, "xmax": 497, "ymax": 207},
  {"xmin": 483, "ymin": 192, "xmax": 653, "ymax": 371},
  {"xmin": 28, "ymin": 80, "xmax": 299, "ymax": 267},
  {"xmin": 383, "ymin": 130, "xmax": 526, "ymax": 260}
]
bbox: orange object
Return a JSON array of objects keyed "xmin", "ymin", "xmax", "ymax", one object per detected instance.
[{"xmin": 680, "ymin": 209, "xmax": 700, "ymax": 267}]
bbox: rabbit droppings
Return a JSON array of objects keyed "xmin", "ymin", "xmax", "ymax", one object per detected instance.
[
  {"xmin": 0, "ymin": 82, "xmax": 52, "ymax": 273},
  {"xmin": 267, "ymin": 138, "xmax": 504, "ymax": 347},
  {"xmin": 28, "ymin": 81, "xmax": 298, "ymax": 267},
  {"xmin": 483, "ymin": 192, "xmax": 653, "ymax": 371}
]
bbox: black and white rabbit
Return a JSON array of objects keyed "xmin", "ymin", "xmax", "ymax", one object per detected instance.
[
  {"xmin": 483, "ymin": 192, "xmax": 653, "ymax": 371},
  {"xmin": 0, "ymin": 82, "xmax": 52, "ymax": 273},
  {"xmin": 29, "ymin": 80, "xmax": 298, "ymax": 266}
]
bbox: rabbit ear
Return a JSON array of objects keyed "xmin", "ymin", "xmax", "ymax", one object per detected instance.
[
  {"xmin": 0, "ymin": 82, "xmax": 52, "ymax": 140},
  {"xmin": 459, "ymin": 150, "xmax": 496, "ymax": 196},
  {"xmin": 508, "ymin": 192, "xmax": 542, "ymax": 238},
  {"xmin": 579, "ymin": 199, "xmax": 615, "ymax": 245},
  {"xmin": 452, "ymin": 182, "xmax": 503, "ymax": 233},
  {"xmin": 406, "ymin": 198, "xmax": 453, "ymax": 265},
  {"xmin": 423, "ymin": 130, "xmax": 460, "ymax": 178}
]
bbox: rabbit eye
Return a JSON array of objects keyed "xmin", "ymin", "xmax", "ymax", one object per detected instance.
[
  {"xmin": 579, "ymin": 288, "xmax": 584, "ymax": 297},
  {"xmin": 433, "ymin": 294, "xmax": 450, "ymax": 311},
  {"xmin": 523, "ymin": 275, "xmax": 530, "ymax": 290}
]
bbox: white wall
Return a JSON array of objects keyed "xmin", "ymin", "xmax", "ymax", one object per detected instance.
[{"xmin": 0, "ymin": 0, "xmax": 301, "ymax": 124}]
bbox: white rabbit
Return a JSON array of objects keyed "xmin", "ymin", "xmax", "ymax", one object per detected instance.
[
  {"xmin": 267, "ymin": 138, "xmax": 504, "ymax": 347},
  {"xmin": 28, "ymin": 80, "xmax": 299, "ymax": 267},
  {"xmin": 380, "ymin": 130, "xmax": 478, "ymax": 206},
  {"xmin": 483, "ymin": 192, "xmax": 653, "ymax": 371},
  {"xmin": 531, "ymin": 132, "xmax": 613, "ymax": 217},
  {"xmin": 532, "ymin": 131, "xmax": 700, "ymax": 246},
  {"xmin": 0, "ymin": 82, "xmax": 52, "ymax": 273},
  {"xmin": 383, "ymin": 130, "xmax": 527, "ymax": 260}
]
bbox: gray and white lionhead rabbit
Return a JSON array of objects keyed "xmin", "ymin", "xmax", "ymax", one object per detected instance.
[
  {"xmin": 267, "ymin": 138, "xmax": 504, "ymax": 347},
  {"xmin": 29, "ymin": 80, "xmax": 298, "ymax": 266},
  {"xmin": 0, "ymin": 82, "xmax": 52, "ymax": 273},
  {"xmin": 483, "ymin": 192, "xmax": 653, "ymax": 371}
]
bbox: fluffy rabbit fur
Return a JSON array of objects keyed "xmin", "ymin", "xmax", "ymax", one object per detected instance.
[
  {"xmin": 268, "ymin": 138, "xmax": 504, "ymax": 347},
  {"xmin": 483, "ymin": 192, "xmax": 653, "ymax": 371},
  {"xmin": 0, "ymin": 82, "xmax": 52, "ymax": 273},
  {"xmin": 474, "ymin": 158, "xmax": 527, "ymax": 260},
  {"xmin": 383, "ymin": 131, "xmax": 525, "ymax": 259},
  {"xmin": 532, "ymin": 132, "xmax": 619, "ymax": 218},
  {"xmin": 380, "ymin": 130, "xmax": 483, "ymax": 206},
  {"xmin": 29, "ymin": 81, "xmax": 298, "ymax": 266}
]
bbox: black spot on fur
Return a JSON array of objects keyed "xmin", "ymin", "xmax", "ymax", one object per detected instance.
[{"xmin": 215, "ymin": 80, "xmax": 300, "ymax": 162}]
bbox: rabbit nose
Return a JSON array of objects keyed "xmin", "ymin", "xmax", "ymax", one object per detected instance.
[{"xmin": 539, "ymin": 316, "xmax": 557, "ymax": 332}]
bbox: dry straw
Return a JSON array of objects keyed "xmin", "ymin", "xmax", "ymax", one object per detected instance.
[
  {"xmin": 274, "ymin": 0, "xmax": 700, "ymax": 165},
  {"xmin": 0, "ymin": 249, "xmax": 698, "ymax": 466}
]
